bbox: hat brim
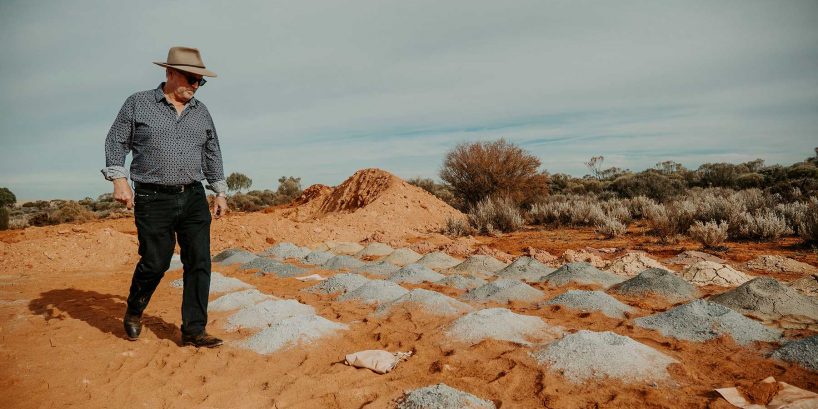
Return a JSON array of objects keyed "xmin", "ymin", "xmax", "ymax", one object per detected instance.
[{"xmin": 153, "ymin": 62, "xmax": 217, "ymax": 77}]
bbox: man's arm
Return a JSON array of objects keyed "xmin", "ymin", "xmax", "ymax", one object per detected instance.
[
  {"xmin": 101, "ymin": 96, "xmax": 135, "ymax": 209},
  {"xmin": 203, "ymin": 113, "xmax": 228, "ymax": 218}
]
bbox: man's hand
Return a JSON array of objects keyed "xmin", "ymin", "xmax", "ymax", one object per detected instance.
[
  {"xmin": 112, "ymin": 178, "xmax": 134, "ymax": 209},
  {"xmin": 213, "ymin": 196, "xmax": 228, "ymax": 219}
]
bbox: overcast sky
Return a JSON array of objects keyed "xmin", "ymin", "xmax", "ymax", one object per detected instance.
[{"xmin": 1, "ymin": 0, "xmax": 817, "ymax": 200}]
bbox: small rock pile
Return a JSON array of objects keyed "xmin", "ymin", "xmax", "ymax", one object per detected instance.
[
  {"xmin": 388, "ymin": 264, "xmax": 446, "ymax": 284},
  {"xmin": 542, "ymin": 262, "xmax": 625, "ymax": 289},
  {"xmin": 709, "ymin": 277, "xmax": 818, "ymax": 321},
  {"xmin": 495, "ymin": 256, "xmax": 554, "ymax": 282},
  {"xmin": 397, "ymin": 383, "xmax": 495, "ymax": 409},
  {"xmin": 610, "ymin": 268, "xmax": 698, "ymax": 303},
  {"xmin": 680, "ymin": 261, "xmax": 753, "ymax": 287},
  {"xmin": 543, "ymin": 290, "xmax": 633, "ymax": 318},
  {"xmin": 446, "ymin": 308, "xmax": 563, "ymax": 345},
  {"xmin": 462, "ymin": 279, "xmax": 544, "ymax": 303},
  {"xmin": 606, "ymin": 252, "xmax": 669, "ymax": 277}
]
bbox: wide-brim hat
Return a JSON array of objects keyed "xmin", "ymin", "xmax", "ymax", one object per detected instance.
[{"xmin": 153, "ymin": 46, "xmax": 217, "ymax": 77}]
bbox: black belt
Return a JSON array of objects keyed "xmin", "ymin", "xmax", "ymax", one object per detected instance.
[{"xmin": 134, "ymin": 181, "xmax": 200, "ymax": 193}]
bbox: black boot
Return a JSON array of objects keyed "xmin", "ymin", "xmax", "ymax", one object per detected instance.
[
  {"xmin": 181, "ymin": 331, "xmax": 223, "ymax": 348},
  {"xmin": 123, "ymin": 311, "xmax": 142, "ymax": 341}
]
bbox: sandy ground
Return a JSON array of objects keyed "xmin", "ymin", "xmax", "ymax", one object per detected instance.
[{"xmin": 2, "ymin": 170, "xmax": 817, "ymax": 408}]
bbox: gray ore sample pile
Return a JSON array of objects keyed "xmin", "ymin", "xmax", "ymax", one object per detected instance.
[
  {"xmin": 375, "ymin": 288, "xmax": 473, "ymax": 317},
  {"xmin": 532, "ymin": 330, "xmax": 677, "ymax": 383},
  {"xmin": 380, "ymin": 247, "xmax": 423, "ymax": 266},
  {"xmin": 351, "ymin": 261, "xmax": 401, "ymax": 276},
  {"xmin": 435, "ymin": 274, "xmax": 488, "ymax": 290},
  {"xmin": 336, "ymin": 279, "xmax": 409, "ymax": 304},
  {"xmin": 397, "ymin": 383, "xmax": 495, "ymax": 409},
  {"xmin": 495, "ymin": 256, "xmax": 555, "ymax": 282},
  {"xmin": 709, "ymin": 277, "xmax": 818, "ymax": 321},
  {"xmin": 542, "ymin": 262, "xmax": 625, "ymax": 289},
  {"xmin": 239, "ymin": 257, "xmax": 309, "ymax": 278},
  {"xmin": 209, "ymin": 289, "xmax": 274, "ymax": 312},
  {"xmin": 239, "ymin": 315, "xmax": 348, "ymax": 355},
  {"xmin": 322, "ymin": 255, "xmax": 366, "ymax": 270},
  {"xmin": 447, "ymin": 255, "xmax": 508, "ymax": 276},
  {"xmin": 225, "ymin": 299, "xmax": 316, "ymax": 331},
  {"xmin": 446, "ymin": 308, "xmax": 563, "ymax": 345},
  {"xmin": 416, "ymin": 251, "xmax": 462, "ymax": 270},
  {"xmin": 212, "ymin": 248, "xmax": 258, "ymax": 265},
  {"xmin": 634, "ymin": 299, "xmax": 781, "ymax": 345},
  {"xmin": 300, "ymin": 250, "xmax": 336, "ymax": 266},
  {"xmin": 170, "ymin": 271, "xmax": 252, "ymax": 293},
  {"xmin": 462, "ymin": 279, "xmax": 544, "ymax": 303},
  {"xmin": 771, "ymin": 335, "xmax": 818, "ymax": 372},
  {"xmin": 543, "ymin": 290, "xmax": 634, "ymax": 318},
  {"xmin": 354, "ymin": 242, "xmax": 394, "ymax": 257},
  {"xmin": 610, "ymin": 268, "xmax": 698, "ymax": 303},
  {"xmin": 259, "ymin": 242, "xmax": 311, "ymax": 260},
  {"xmin": 304, "ymin": 273, "xmax": 370, "ymax": 295},
  {"xmin": 387, "ymin": 264, "xmax": 446, "ymax": 284}
]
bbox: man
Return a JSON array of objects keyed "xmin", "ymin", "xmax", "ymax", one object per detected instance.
[{"xmin": 101, "ymin": 46, "xmax": 229, "ymax": 348}]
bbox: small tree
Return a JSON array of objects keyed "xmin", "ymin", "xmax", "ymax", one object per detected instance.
[
  {"xmin": 0, "ymin": 187, "xmax": 16, "ymax": 208},
  {"xmin": 226, "ymin": 172, "xmax": 253, "ymax": 194},
  {"xmin": 440, "ymin": 138, "xmax": 548, "ymax": 209},
  {"xmin": 585, "ymin": 156, "xmax": 605, "ymax": 180},
  {"xmin": 275, "ymin": 176, "xmax": 302, "ymax": 204}
]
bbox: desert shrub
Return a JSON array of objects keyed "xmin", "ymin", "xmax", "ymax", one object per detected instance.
[
  {"xmin": 228, "ymin": 193, "xmax": 263, "ymax": 212},
  {"xmin": 529, "ymin": 200, "xmax": 570, "ymax": 225},
  {"xmin": 644, "ymin": 203, "xmax": 675, "ymax": 241},
  {"xmin": 624, "ymin": 195, "xmax": 656, "ymax": 219},
  {"xmin": 735, "ymin": 173, "xmax": 764, "ymax": 189},
  {"xmin": 735, "ymin": 210, "xmax": 791, "ymax": 241},
  {"xmin": 798, "ymin": 198, "xmax": 818, "ymax": 243},
  {"xmin": 275, "ymin": 176, "xmax": 302, "ymax": 204},
  {"xmin": 596, "ymin": 216, "xmax": 626, "ymax": 238},
  {"xmin": 440, "ymin": 138, "xmax": 549, "ymax": 209},
  {"xmin": 226, "ymin": 172, "xmax": 253, "ymax": 193},
  {"xmin": 407, "ymin": 177, "xmax": 459, "ymax": 208},
  {"xmin": 0, "ymin": 187, "xmax": 15, "ymax": 208},
  {"xmin": 443, "ymin": 217, "xmax": 473, "ymax": 237},
  {"xmin": 775, "ymin": 201, "xmax": 810, "ymax": 235},
  {"xmin": 688, "ymin": 220, "xmax": 729, "ymax": 248},
  {"xmin": 600, "ymin": 199, "xmax": 631, "ymax": 223},
  {"xmin": 609, "ymin": 171, "xmax": 687, "ymax": 201},
  {"xmin": 467, "ymin": 196, "xmax": 524, "ymax": 234},
  {"xmin": 48, "ymin": 201, "xmax": 96, "ymax": 224},
  {"xmin": 0, "ymin": 207, "xmax": 9, "ymax": 230}
]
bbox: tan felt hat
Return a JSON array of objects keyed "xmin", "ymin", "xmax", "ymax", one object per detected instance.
[{"xmin": 153, "ymin": 46, "xmax": 217, "ymax": 77}]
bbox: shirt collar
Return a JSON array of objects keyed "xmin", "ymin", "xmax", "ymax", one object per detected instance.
[{"xmin": 154, "ymin": 82, "xmax": 198, "ymax": 107}]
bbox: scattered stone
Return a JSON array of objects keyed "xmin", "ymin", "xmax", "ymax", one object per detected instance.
[
  {"xmin": 634, "ymin": 299, "xmax": 781, "ymax": 345},
  {"xmin": 606, "ymin": 252, "xmax": 669, "ymax": 277},
  {"xmin": 542, "ymin": 262, "xmax": 625, "ymax": 289},
  {"xmin": 417, "ymin": 251, "xmax": 462, "ymax": 270},
  {"xmin": 301, "ymin": 250, "xmax": 335, "ymax": 266},
  {"xmin": 473, "ymin": 245, "xmax": 514, "ymax": 263},
  {"xmin": 463, "ymin": 279, "xmax": 544, "ymax": 303},
  {"xmin": 709, "ymin": 277, "xmax": 818, "ymax": 321},
  {"xmin": 259, "ymin": 242, "xmax": 311, "ymax": 260},
  {"xmin": 523, "ymin": 247, "xmax": 559, "ymax": 266},
  {"xmin": 376, "ymin": 289, "xmax": 473, "ymax": 317},
  {"xmin": 664, "ymin": 250, "xmax": 726, "ymax": 266},
  {"xmin": 434, "ymin": 274, "xmax": 488, "ymax": 290},
  {"xmin": 331, "ymin": 242, "xmax": 365, "ymax": 255},
  {"xmin": 532, "ymin": 330, "xmax": 677, "ymax": 383},
  {"xmin": 351, "ymin": 261, "xmax": 401, "ymax": 276},
  {"xmin": 543, "ymin": 290, "xmax": 633, "ymax": 318},
  {"xmin": 790, "ymin": 274, "xmax": 818, "ymax": 297},
  {"xmin": 772, "ymin": 335, "xmax": 818, "ymax": 372},
  {"xmin": 397, "ymin": 383, "xmax": 495, "ymax": 409},
  {"xmin": 388, "ymin": 264, "xmax": 446, "ymax": 284},
  {"xmin": 447, "ymin": 255, "xmax": 508, "ymax": 276},
  {"xmin": 239, "ymin": 315, "xmax": 347, "ymax": 354},
  {"xmin": 213, "ymin": 248, "xmax": 257, "ymax": 265},
  {"xmin": 337, "ymin": 280, "xmax": 409, "ymax": 304},
  {"xmin": 354, "ymin": 242, "xmax": 394, "ymax": 258},
  {"xmin": 446, "ymin": 308, "xmax": 563, "ymax": 345},
  {"xmin": 379, "ymin": 247, "xmax": 423, "ymax": 266},
  {"xmin": 170, "ymin": 271, "xmax": 253, "ymax": 293},
  {"xmin": 495, "ymin": 256, "xmax": 555, "ymax": 282},
  {"xmin": 304, "ymin": 273, "xmax": 370, "ymax": 295},
  {"xmin": 744, "ymin": 255, "xmax": 818, "ymax": 275},
  {"xmin": 680, "ymin": 261, "xmax": 754, "ymax": 287},
  {"xmin": 322, "ymin": 255, "xmax": 366, "ymax": 270},
  {"xmin": 561, "ymin": 249, "xmax": 608, "ymax": 269},
  {"xmin": 225, "ymin": 299, "xmax": 316, "ymax": 331},
  {"xmin": 610, "ymin": 268, "xmax": 699, "ymax": 303},
  {"xmin": 209, "ymin": 289, "xmax": 274, "ymax": 312},
  {"xmin": 251, "ymin": 258, "xmax": 310, "ymax": 278}
]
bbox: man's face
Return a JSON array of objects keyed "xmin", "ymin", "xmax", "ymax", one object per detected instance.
[{"xmin": 166, "ymin": 68, "xmax": 202, "ymax": 102}]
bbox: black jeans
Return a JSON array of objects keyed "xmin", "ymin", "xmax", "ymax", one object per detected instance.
[{"xmin": 126, "ymin": 181, "xmax": 212, "ymax": 336}]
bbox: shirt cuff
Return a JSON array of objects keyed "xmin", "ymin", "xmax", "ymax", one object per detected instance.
[
  {"xmin": 101, "ymin": 166, "xmax": 128, "ymax": 181},
  {"xmin": 209, "ymin": 180, "xmax": 227, "ymax": 194}
]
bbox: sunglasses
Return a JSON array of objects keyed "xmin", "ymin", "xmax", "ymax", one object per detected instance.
[{"xmin": 177, "ymin": 70, "xmax": 207, "ymax": 87}]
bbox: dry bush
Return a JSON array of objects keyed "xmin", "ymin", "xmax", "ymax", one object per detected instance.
[
  {"xmin": 735, "ymin": 210, "xmax": 791, "ymax": 241},
  {"xmin": 595, "ymin": 216, "xmax": 627, "ymax": 238},
  {"xmin": 443, "ymin": 217, "xmax": 473, "ymax": 237},
  {"xmin": 228, "ymin": 193, "xmax": 263, "ymax": 212},
  {"xmin": 775, "ymin": 201, "xmax": 810, "ymax": 235},
  {"xmin": 440, "ymin": 139, "xmax": 548, "ymax": 209},
  {"xmin": 0, "ymin": 207, "xmax": 9, "ymax": 230},
  {"xmin": 688, "ymin": 220, "xmax": 729, "ymax": 248},
  {"xmin": 467, "ymin": 196, "xmax": 524, "ymax": 235},
  {"xmin": 644, "ymin": 203, "xmax": 676, "ymax": 241},
  {"xmin": 48, "ymin": 201, "xmax": 96, "ymax": 224},
  {"xmin": 798, "ymin": 197, "xmax": 818, "ymax": 243},
  {"xmin": 624, "ymin": 195, "xmax": 656, "ymax": 219},
  {"xmin": 407, "ymin": 177, "xmax": 459, "ymax": 208},
  {"xmin": 600, "ymin": 199, "xmax": 631, "ymax": 223}
]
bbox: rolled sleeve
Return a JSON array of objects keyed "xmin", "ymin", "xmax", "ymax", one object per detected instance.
[
  {"xmin": 101, "ymin": 95, "xmax": 134, "ymax": 181},
  {"xmin": 202, "ymin": 113, "xmax": 226, "ymax": 191}
]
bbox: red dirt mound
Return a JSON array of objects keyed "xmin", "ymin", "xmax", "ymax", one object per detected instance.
[{"xmin": 318, "ymin": 168, "xmax": 397, "ymax": 213}]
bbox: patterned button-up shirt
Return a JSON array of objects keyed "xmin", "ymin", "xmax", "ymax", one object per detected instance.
[{"xmin": 101, "ymin": 82, "xmax": 227, "ymax": 193}]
